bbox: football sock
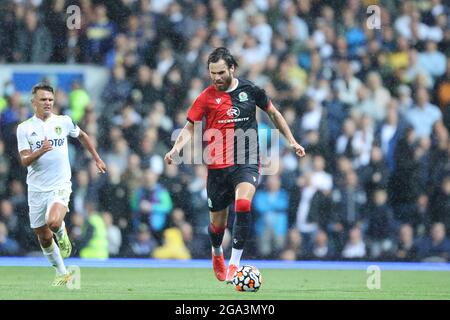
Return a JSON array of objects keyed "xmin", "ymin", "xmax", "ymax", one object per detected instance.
[
  {"xmin": 41, "ymin": 240, "xmax": 67, "ymax": 276},
  {"xmin": 230, "ymin": 199, "xmax": 252, "ymax": 266},
  {"xmin": 229, "ymin": 248, "xmax": 243, "ymax": 267},
  {"xmin": 55, "ymin": 220, "xmax": 65, "ymax": 241},
  {"xmin": 213, "ymin": 246, "xmax": 223, "ymax": 256},
  {"xmin": 208, "ymin": 223, "xmax": 226, "ymax": 256}
]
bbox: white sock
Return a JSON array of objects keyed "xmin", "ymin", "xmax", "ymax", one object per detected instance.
[
  {"xmin": 228, "ymin": 248, "xmax": 243, "ymax": 267},
  {"xmin": 55, "ymin": 220, "xmax": 65, "ymax": 241},
  {"xmin": 42, "ymin": 240, "xmax": 67, "ymax": 276},
  {"xmin": 212, "ymin": 246, "xmax": 223, "ymax": 256}
]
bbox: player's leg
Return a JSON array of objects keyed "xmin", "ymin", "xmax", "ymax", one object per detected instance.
[
  {"xmin": 226, "ymin": 182, "xmax": 256, "ymax": 282},
  {"xmin": 209, "ymin": 208, "xmax": 229, "ymax": 256},
  {"xmin": 33, "ymin": 225, "xmax": 71, "ymax": 285},
  {"xmin": 207, "ymin": 168, "xmax": 233, "ymax": 281},
  {"xmin": 46, "ymin": 188, "xmax": 72, "ymax": 258},
  {"xmin": 209, "ymin": 208, "xmax": 229, "ymax": 281}
]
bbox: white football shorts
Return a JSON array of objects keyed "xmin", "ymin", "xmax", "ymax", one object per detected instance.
[{"xmin": 28, "ymin": 186, "xmax": 72, "ymax": 229}]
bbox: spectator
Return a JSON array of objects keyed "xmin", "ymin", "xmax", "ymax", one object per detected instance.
[
  {"xmin": 121, "ymin": 153, "xmax": 144, "ymax": 201},
  {"xmin": 375, "ymin": 104, "xmax": 404, "ymax": 173},
  {"xmin": 360, "ymin": 146, "xmax": 390, "ymax": 202},
  {"xmin": 388, "ymin": 127, "xmax": 421, "ymax": 225},
  {"xmin": 131, "ymin": 168, "xmax": 173, "ymax": 238},
  {"xmin": 307, "ymin": 229, "xmax": 336, "ymax": 260},
  {"xmin": 433, "ymin": 57, "xmax": 450, "ymax": 112},
  {"xmin": 0, "ymin": 199, "xmax": 20, "ymax": 242},
  {"xmin": 342, "ymin": 226, "xmax": 367, "ymax": 259},
  {"xmin": 81, "ymin": 3, "xmax": 118, "ymax": 64},
  {"xmin": 14, "ymin": 10, "xmax": 53, "ymax": 63},
  {"xmin": 0, "ymin": 221, "xmax": 20, "ymax": 256},
  {"xmin": 79, "ymin": 205, "xmax": 109, "ymax": 259},
  {"xmin": 279, "ymin": 229, "xmax": 304, "ymax": 261},
  {"xmin": 405, "ymin": 87, "xmax": 442, "ymax": 139},
  {"xmin": 104, "ymin": 138, "xmax": 131, "ymax": 175},
  {"xmin": 417, "ymin": 40, "xmax": 447, "ymax": 80},
  {"xmin": 253, "ymin": 174, "xmax": 289, "ymax": 258},
  {"xmin": 69, "ymin": 82, "xmax": 91, "ymax": 124},
  {"xmin": 417, "ymin": 222, "xmax": 450, "ymax": 262},
  {"xmin": 331, "ymin": 170, "xmax": 367, "ymax": 233},
  {"xmin": 366, "ymin": 189, "xmax": 395, "ymax": 259},
  {"xmin": 0, "ymin": 140, "xmax": 10, "ymax": 198},
  {"xmin": 394, "ymin": 224, "xmax": 418, "ymax": 261},
  {"xmin": 430, "ymin": 176, "xmax": 450, "ymax": 235},
  {"xmin": 152, "ymin": 227, "xmax": 191, "ymax": 260},
  {"xmin": 130, "ymin": 223, "xmax": 158, "ymax": 258},
  {"xmin": 98, "ymin": 164, "xmax": 130, "ymax": 226},
  {"xmin": 102, "ymin": 212, "xmax": 122, "ymax": 257},
  {"xmin": 72, "ymin": 169, "xmax": 90, "ymax": 218},
  {"xmin": 100, "ymin": 65, "xmax": 132, "ymax": 119}
]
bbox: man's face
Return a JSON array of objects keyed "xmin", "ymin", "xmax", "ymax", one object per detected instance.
[
  {"xmin": 32, "ymin": 89, "xmax": 54, "ymax": 118},
  {"xmin": 209, "ymin": 59, "xmax": 234, "ymax": 91}
]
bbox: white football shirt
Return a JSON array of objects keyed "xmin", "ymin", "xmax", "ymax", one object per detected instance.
[{"xmin": 16, "ymin": 114, "xmax": 80, "ymax": 192}]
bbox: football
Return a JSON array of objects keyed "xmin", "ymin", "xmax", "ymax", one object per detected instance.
[{"xmin": 232, "ymin": 265, "xmax": 262, "ymax": 292}]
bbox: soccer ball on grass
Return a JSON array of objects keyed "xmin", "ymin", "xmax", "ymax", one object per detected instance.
[{"xmin": 232, "ymin": 265, "xmax": 262, "ymax": 292}]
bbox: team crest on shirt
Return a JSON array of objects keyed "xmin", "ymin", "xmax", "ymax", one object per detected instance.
[
  {"xmin": 55, "ymin": 126, "xmax": 62, "ymax": 135},
  {"xmin": 238, "ymin": 92, "xmax": 248, "ymax": 102},
  {"xmin": 226, "ymin": 107, "xmax": 240, "ymax": 118}
]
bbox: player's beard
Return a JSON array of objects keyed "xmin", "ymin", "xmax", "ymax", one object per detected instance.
[{"xmin": 215, "ymin": 73, "xmax": 233, "ymax": 91}]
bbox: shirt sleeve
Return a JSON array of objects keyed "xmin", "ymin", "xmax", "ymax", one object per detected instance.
[
  {"xmin": 187, "ymin": 91, "xmax": 207, "ymax": 123},
  {"xmin": 16, "ymin": 124, "xmax": 31, "ymax": 153},
  {"xmin": 66, "ymin": 116, "xmax": 80, "ymax": 138},
  {"xmin": 253, "ymin": 85, "xmax": 270, "ymax": 111}
]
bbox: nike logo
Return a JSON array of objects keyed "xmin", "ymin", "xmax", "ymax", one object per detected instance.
[{"xmin": 216, "ymin": 98, "xmax": 221, "ymax": 104}]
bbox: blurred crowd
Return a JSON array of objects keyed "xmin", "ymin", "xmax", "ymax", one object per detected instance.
[{"xmin": 1, "ymin": 0, "xmax": 450, "ymax": 262}]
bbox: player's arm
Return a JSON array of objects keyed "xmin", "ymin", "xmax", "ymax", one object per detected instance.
[
  {"xmin": 19, "ymin": 137, "xmax": 53, "ymax": 167},
  {"xmin": 77, "ymin": 129, "xmax": 107, "ymax": 173},
  {"xmin": 265, "ymin": 101, "xmax": 306, "ymax": 158},
  {"xmin": 164, "ymin": 121, "xmax": 195, "ymax": 165}
]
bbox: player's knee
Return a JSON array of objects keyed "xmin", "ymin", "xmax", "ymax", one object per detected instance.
[
  {"xmin": 235, "ymin": 198, "xmax": 251, "ymax": 213},
  {"xmin": 37, "ymin": 229, "xmax": 53, "ymax": 246},
  {"xmin": 209, "ymin": 222, "xmax": 226, "ymax": 234},
  {"xmin": 47, "ymin": 218, "xmax": 60, "ymax": 232}
]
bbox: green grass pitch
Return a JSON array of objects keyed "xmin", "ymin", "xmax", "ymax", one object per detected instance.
[{"xmin": 0, "ymin": 267, "xmax": 449, "ymax": 300}]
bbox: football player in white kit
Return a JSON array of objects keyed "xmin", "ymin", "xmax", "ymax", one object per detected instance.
[{"xmin": 16, "ymin": 83, "xmax": 107, "ymax": 286}]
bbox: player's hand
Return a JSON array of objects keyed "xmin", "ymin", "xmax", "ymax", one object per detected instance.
[
  {"xmin": 39, "ymin": 137, "xmax": 53, "ymax": 155},
  {"xmin": 95, "ymin": 158, "xmax": 107, "ymax": 174},
  {"xmin": 164, "ymin": 147, "xmax": 179, "ymax": 165},
  {"xmin": 291, "ymin": 142, "xmax": 306, "ymax": 158}
]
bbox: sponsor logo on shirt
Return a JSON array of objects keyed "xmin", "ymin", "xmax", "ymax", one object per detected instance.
[
  {"xmin": 226, "ymin": 107, "xmax": 240, "ymax": 118},
  {"xmin": 35, "ymin": 138, "xmax": 65, "ymax": 148}
]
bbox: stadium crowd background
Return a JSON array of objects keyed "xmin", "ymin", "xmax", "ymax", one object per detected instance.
[{"xmin": 1, "ymin": 0, "xmax": 450, "ymax": 262}]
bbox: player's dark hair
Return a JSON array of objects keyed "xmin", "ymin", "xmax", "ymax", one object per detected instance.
[
  {"xmin": 207, "ymin": 47, "xmax": 238, "ymax": 70},
  {"xmin": 31, "ymin": 83, "xmax": 54, "ymax": 95}
]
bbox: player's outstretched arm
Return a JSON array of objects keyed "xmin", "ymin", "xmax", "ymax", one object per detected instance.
[
  {"xmin": 164, "ymin": 121, "xmax": 194, "ymax": 165},
  {"xmin": 77, "ymin": 129, "xmax": 107, "ymax": 173},
  {"xmin": 265, "ymin": 102, "xmax": 306, "ymax": 158},
  {"xmin": 19, "ymin": 137, "xmax": 53, "ymax": 167}
]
